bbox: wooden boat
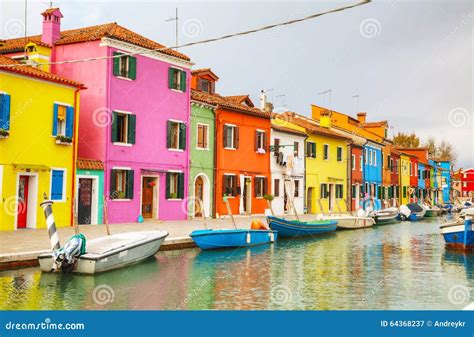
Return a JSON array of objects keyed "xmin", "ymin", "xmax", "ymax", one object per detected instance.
[
  {"xmin": 440, "ymin": 218, "xmax": 474, "ymax": 251},
  {"xmin": 189, "ymin": 229, "xmax": 277, "ymax": 250},
  {"xmin": 38, "ymin": 231, "xmax": 168, "ymax": 274},
  {"xmin": 371, "ymin": 207, "xmax": 400, "ymax": 225},
  {"xmin": 322, "ymin": 214, "xmax": 374, "ymax": 229},
  {"xmin": 267, "ymin": 215, "xmax": 337, "ymax": 237},
  {"xmin": 424, "ymin": 205, "xmax": 441, "ymax": 217}
]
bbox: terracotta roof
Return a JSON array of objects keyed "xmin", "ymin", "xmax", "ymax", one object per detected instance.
[
  {"xmin": 0, "ymin": 55, "xmax": 84, "ymax": 88},
  {"xmin": 191, "ymin": 89, "xmax": 270, "ymax": 118},
  {"xmin": 224, "ymin": 95, "xmax": 254, "ymax": 107},
  {"xmin": 41, "ymin": 7, "xmax": 62, "ymax": 16},
  {"xmin": 77, "ymin": 158, "xmax": 104, "ymax": 170},
  {"xmin": 0, "ymin": 22, "xmax": 190, "ymax": 61},
  {"xmin": 361, "ymin": 121, "xmax": 387, "ymax": 128},
  {"xmin": 271, "ymin": 123, "xmax": 307, "ymax": 137}
]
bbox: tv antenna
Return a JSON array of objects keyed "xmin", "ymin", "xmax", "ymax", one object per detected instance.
[{"xmin": 166, "ymin": 8, "xmax": 179, "ymax": 50}]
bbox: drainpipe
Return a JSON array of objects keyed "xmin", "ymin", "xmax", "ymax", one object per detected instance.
[
  {"xmin": 212, "ymin": 107, "xmax": 218, "ymax": 218},
  {"xmin": 70, "ymin": 86, "xmax": 83, "ymax": 227}
]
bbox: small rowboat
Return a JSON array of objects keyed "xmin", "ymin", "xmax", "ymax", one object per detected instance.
[
  {"xmin": 371, "ymin": 207, "xmax": 400, "ymax": 225},
  {"xmin": 38, "ymin": 231, "xmax": 168, "ymax": 274},
  {"xmin": 190, "ymin": 229, "xmax": 277, "ymax": 250},
  {"xmin": 267, "ymin": 216, "xmax": 337, "ymax": 238},
  {"xmin": 322, "ymin": 214, "xmax": 374, "ymax": 230}
]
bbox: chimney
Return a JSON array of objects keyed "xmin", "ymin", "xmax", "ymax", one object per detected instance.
[
  {"xmin": 357, "ymin": 112, "xmax": 366, "ymax": 124},
  {"xmin": 260, "ymin": 90, "xmax": 267, "ymax": 110},
  {"xmin": 320, "ymin": 110, "xmax": 332, "ymax": 128},
  {"xmin": 41, "ymin": 8, "xmax": 63, "ymax": 45}
]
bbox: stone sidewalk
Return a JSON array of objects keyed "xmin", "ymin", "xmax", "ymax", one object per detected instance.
[{"xmin": 0, "ymin": 213, "xmax": 316, "ymax": 270}]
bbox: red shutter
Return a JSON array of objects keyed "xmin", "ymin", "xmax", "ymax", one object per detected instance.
[
  {"xmin": 234, "ymin": 127, "xmax": 239, "ymax": 149},
  {"xmin": 254, "ymin": 130, "xmax": 258, "ymax": 151},
  {"xmin": 223, "ymin": 125, "xmax": 227, "ymax": 148}
]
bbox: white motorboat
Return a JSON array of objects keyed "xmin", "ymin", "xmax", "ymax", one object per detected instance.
[
  {"xmin": 317, "ymin": 213, "xmax": 374, "ymax": 230},
  {"xmin": 38, "ymin": 231, "xmax": 168, "ymax": 274},
  {"xmin": 371, "ymin": 207, "xmax": 400, "ymax": 225}
]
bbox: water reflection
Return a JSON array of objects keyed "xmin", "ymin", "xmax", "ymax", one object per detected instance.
[{"xmin": 1, "ymin": 220, "xmax": 473, "ymax": 310}]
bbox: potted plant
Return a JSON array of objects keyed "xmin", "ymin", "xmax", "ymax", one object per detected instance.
[
  {"xmin": 263, "ymin": 194, "xmax": 275, "ymax": 216},
  {"xmin": 0, "ymin": 129, "xmax": 9, "ymax": 138},
  {"xmin": 55, "ymin": 135, "xmax": 73, "ymax": 145},
  {"xmin": 169, "ymin": 192, "xmax": 178, "ymax": 199}
]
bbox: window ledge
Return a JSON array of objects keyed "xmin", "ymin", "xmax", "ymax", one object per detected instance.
[
  {"xmin": 116, "ymin": 76, "xmax": 133, "ymax": 81},
  {"xmin": 167, "ymin": 198, "xmax": 183, "ymax": 201},
  {"xmin": 168, "ymin": 148, "xmax": 184, "ymax": 152},
  {"xmin": 171, "ymin": 88, "xmax": 185, "ymax": 93},
  {"xmin": 224, "ymin": 147, "xmax": 236, "ymax": 151},
  {"xmin": 196, "ymin": 147, "xmax": 210, "ymax": 151},
  {"xmin": 112, "ymin": 199, "xmax": 132, "ymax": 202},
  {"xmin": 51, "ymin": 199, "xmax": 66, "ymax": 203},
  {"xmin": 113, "ymin": 142, "xmax": 133, "ymax": 147}
]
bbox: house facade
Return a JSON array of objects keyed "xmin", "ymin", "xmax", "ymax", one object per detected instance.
[
  {"xmin": 453, "ymin": 168, "xmax": 474, "ymax": 199},
  {"xmin": 362, "ymin": 141, "xmax": 383, "ymax": 210},
  {"xmin": 0, "ymin": 55, "xmax": 84, "ymax": 230},
  {"xmin": 76, "ymin": 158, "xmax": 104, "ymax": 225},
  {"xmin": 270, "ymin": 118, "xmax": 306, "ymax": 215},
  {"xmin": 389, "ymin": 150, "xmax": 401, "ymax": 205},
  {"xmin": 399, "ymin": 153, "xmax": 411, "ymax": 204}
]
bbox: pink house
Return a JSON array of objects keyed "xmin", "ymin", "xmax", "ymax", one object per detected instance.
[{"xmin": 1, "ymin": 8, "xmax": 193, "ymax": 223}]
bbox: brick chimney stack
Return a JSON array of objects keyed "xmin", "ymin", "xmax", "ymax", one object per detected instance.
[
  {"xmin": 357, "ymin": 112, "xmax": 367, "ymax": 124},
  {"xmin": 41, "ymin": 8, "xmax": 63, "ymax": 45}
]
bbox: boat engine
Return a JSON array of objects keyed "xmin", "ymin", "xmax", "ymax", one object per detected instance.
[{"xmin": 52, "ymin": 233, "xmax": 86, "ymax": 272}]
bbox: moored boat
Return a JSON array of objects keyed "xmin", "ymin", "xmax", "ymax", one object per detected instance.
[
  {"xmin": 424, "ymin": 205, "xmax": 441, "ymax": 217},
  {"xmin": 321, "ymin": 214, "xmax": 374, "ymax": 229},
  {"xmin": 267, "ymin": 215, "xmax": 337, "ymax": 237},
  {"xmin": 371, "ymin": 207, "xmax": 400, "ymax": 225},
  {"xmin": 189, "ymin": 229, "xmax": 277, "ymax": 250},
  {"xmin": 38, "ymin": 231, "xmax": 168, "ymax": 274},
  {"xmin": 400, "ymin": 203, "xmax": 426, "ymax": 221},
  {"xmin": 440, "ymin": 218, "xmax": 474, "ymax": 251}
]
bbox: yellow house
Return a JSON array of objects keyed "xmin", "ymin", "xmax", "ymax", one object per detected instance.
[
  {"xmin": 0, "ymin": 55, "xmax": 84, "ymax": 230},
  {"xmin": 279, "ymin": 112, "xmax": 350, "ymax": 214},
  {"xmin": 399, "ymin": 154, "xmax": 411, "ymax": 204}
]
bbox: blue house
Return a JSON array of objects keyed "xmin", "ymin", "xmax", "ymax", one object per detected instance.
[
  {"xmin": 418, "ymin": 162, "xmax": 425, "ymax": 200},
  {"xmin": 437, "ymin": 160, "xmax": 451, "ymax": 203},
  {"xmin": 362, "ymin": 140, "xmax": 383, "ymax": 210}
]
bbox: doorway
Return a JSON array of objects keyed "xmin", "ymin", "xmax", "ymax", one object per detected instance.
[
  {"xmin": 15, "ymin": 173, "xmax": 38, "ymax": 229},
  {"xmin": 242, "ymin": 177, "xmax": 251, "ymax": 214},
  {"xmin": 78, "ymin": 178, "xmax": 93, "ymax": 224},
  {"xmin": 307, "ymin": 187, "xmax": 313, "ymax": 214},
  {"xmin": 194, "ymin": 175, "xmax": 204, "ymax": 217},
  {"xmin": 141, "ymin": 176, "xmax": 158, "ymax": 219},
  {"xmin": 17, "ymin": 175, "xmax": 29, "ymax": 229},
  {"xmin": 355, "ymin": 184, "xmax": 360, "ymax": 210}
]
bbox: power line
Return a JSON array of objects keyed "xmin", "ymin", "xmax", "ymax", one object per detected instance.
[{"xmin": 0, "ymin": 0, "xmax": 371, "ymax": 68}]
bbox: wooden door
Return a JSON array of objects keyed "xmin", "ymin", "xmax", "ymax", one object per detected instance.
[
  {"xmin": 17, "ymin": 176, "xmax": 29, "ymax": 229},
  {"xmin": 142, "ymin": 177, "xmax": 155, "ymax": 218},
  {"xmin": 194, "ymin": 176, "xmax": 204, "ymax": 217},
  {"xmin": 78, "ymin": 178, "xmax": 93, "ymax": 224},
  {"xmin": 307, "ymin": 187, "xmax": 313, "ymax": 213}
]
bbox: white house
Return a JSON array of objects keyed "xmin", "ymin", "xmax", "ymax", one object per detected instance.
[{"xmin": 270, "ymin": 122, "xmax": 306, "ymax": 216}]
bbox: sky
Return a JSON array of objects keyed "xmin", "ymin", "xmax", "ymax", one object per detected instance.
[{"xmin": 1, "ymin": 0, "xmax": 473, "ymax": 167}]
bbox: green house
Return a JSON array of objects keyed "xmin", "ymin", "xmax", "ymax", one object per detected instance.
[{"xmin": 76, "ymin": 159, "xmax": 105, "ymax": 225}]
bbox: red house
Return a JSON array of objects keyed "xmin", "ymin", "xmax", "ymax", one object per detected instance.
[
  {"xmin": 350, "ymin": 145, "xmax": 363, "ymax": 210},
  {"xmin": 390, "ymin": 150, "xmax": 400, "ymax": 204}
]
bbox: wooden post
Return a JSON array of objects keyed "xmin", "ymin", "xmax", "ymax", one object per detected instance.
[
  {"xmin": 224, "ymin": 196, "xmax": 237, "ymax": 229},
  {"xmin": 73, "ymin": 197, "xmax": 79, "ymax": 234},
  {"xmin": 103, "ymin": 195, "xmax": 111, "ymax": 236}
]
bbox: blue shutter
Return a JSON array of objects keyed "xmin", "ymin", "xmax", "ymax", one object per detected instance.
[
  {"xmin": 51, "ymin": 170, "xmax": 64, "ymax": 200},
  {"xmin": 0, "ymin": 94, "xmax": 11, "ymax": 131},
  {"xmin": 52, "ymin": 104, "xmax": 58, "ymax": 136},
  {"xmin": 65, "ymin": 106, "xmax": 74, "ymax": 138}
]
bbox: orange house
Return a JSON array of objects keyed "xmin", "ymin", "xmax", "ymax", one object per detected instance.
[{"xmin": 191, "ymin": 69, "xmax": 271, "ymax": 217}]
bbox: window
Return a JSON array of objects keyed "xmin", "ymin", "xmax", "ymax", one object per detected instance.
[
  {"xmin": 294, "ymin": 180, "xmax": 300, "ymax": 198},
  {"xmin": 463, "ymin": 182, "xmax": 467, "ymax": 188},
  {"xmin": 369, "ymin": 150, "xmax": 373, "ymax": 165},
  {"xmin": 113, "ymin": 52, "xmax": 136, "ymax": 80},
  {"xmin": 360, "ymin": 156, "xmax": 363, "ymax": 171},
  {"xmin": 198, "ymin": 78, "xmax": 213, "ymax": 93},
  {"xmin": 50, "ymin": 169, "xmax": 66, "ymax": 201},
  {"xmin": 335, "ymin": 184, "xmax": 343, "ymax": 198},
  {"xmin": 168, "ymin": 67, "xmax": 186, "ymax": 91},
  {"xmin": 306, "ymin": 142, "xmax": 316, "ymax": 158},
  {"xmin": 294, "ymin": 142, "xmax": 299, "ymax": 157},
  {"xmin": 320, "ymin": 183, "xmax": 328, "ymax": 198},
  {"xmin": 255, "ymin": 130, "xmax": 266, "ymax": 152},
  {"xmin": 387, "ymin": 155, "xmax": 391, "ymax": 169},
  {"xmin": 337, "ymin": 147, "xmax": 343, "ymax": 162},
  {"xmin": 374, "ymin": 151, "xmax": 377, "ymax": 166},
  {"xmin": 351, "ymin": 184, "xmax": 356, "ymax": 199},
  {"xmin": 365, "ymin": 182, "xmax": 369, "ymax": 196},
  {"xmin": 351, "ymin": 154, "xmax": 356, "ymax": 170},
  {"xmin": 52, "ymin": 104, "xmax": 74, "ymax": 139},
  {"xmin": 110, "ymin": 168, "xmax": 134, "ymax": 200},
  {"xmin": 111, "ymin": 111, "xmax": 136, "ymax": 144},
  {"xmin": 223, "ymin": 125, "xmax": 238, "ymax": 149},
  {"xmin": 274, "ymin": 179, "xmax": 280, "ymax": 197},
  {"xmin": 223, "ymin": 174, "xmax": 237, "ymax": 196},
  {"xmin": 255, "ymin": 176, "xmax": 267, "ymax": 198},
  {"xmin": 274, "ymin": 138, "xmax": 280, "ymax": 157},
  {"xmin": 323, "ymin": 144, "xmax": 329, "ymax": 160},
  {"xmin": 409, "ymin": 163, "xmax": 412, "ymax": 176},
  {"xmin": 166, "ymin": 171, "xmax": 184, "ymax": 199},
  {"xmin": 197, "ymin": 124, "xmax": 209, "ymax": 149},
  {"xmin": 167, "ymin": 120, "xmax": 186, "ymax": 150},
  {"xmin": 0, "ymin": 93, "xmax": 11, "ymax": 131},
  {"xmin": 365, "ymin": 148, "xmax": 368, "ymax": 164}
]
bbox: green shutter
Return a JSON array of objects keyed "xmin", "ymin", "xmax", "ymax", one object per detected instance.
[
  {"xmin": 178, "ymin": 173, "xmax": 184, "ymax": 199},
  {"xmin": 166, "ymin": 120, "xmax": 173, "ymax": 148},
  {"xmin": 127, "ymin": 114, "xmax": 136, "ymax": 144},
  {"xmin": 113, "ymin": 52, "xmax": 121, "ymax": 76},
  {"xmin": 110, "ymin": 169, "xmax": 117, "ymax": 198},
  {"xmin": 111, "ymin": 111, "xmax": 118, "ymax": 142},
  {"xmin": 166, "ymin": 172, "xmax": 171, "ymax": 199},
  {"xmin": 179, "ymin": 123, "xmax": 186, "ymax": 150},
  {"xmin": 312, "ymin": 143, "xmax": 316, "ymax": 158},
  {"xmin": 129, "ymin": 56, "xmax": 137, "ymax": 80},
  {"xmin": 179, "ymin": 70, "xmax": 186, "ymax": 92},
  {"xmin": 126, "ymin": 170, "xmax": 134, "ymax": 199},
  {"xmin": 168, "ymin": 67, "xmax": 174, "ymax": 89}
]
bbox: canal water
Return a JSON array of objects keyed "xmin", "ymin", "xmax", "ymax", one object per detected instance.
[{"xmin": 1, "ymin": 219, "xmax": 473, "ymax": 310}]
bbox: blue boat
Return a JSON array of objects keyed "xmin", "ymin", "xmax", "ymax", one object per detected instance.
[
  {"xmin": 440, "ymin": 218, "xmax": 474, "ymax": 251},
  {"xmin": 189, "ymin": 229, "xmax": 278, "ymax": 250},
  {"xmin": 267, "ymin": 216, "xmax": 337, "ymax": 238}
]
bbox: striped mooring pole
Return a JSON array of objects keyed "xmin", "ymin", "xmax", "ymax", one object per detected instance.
[{"xmin": 40, "ymin": 193, "xmax": 61, "ymax": 251}]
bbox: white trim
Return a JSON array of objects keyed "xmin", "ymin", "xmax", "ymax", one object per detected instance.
[
  {"xmin": 224, "ymin": 173, "xmax": 236, "ymax": 176},
  {"xmin": 116, "ymin": 76, "xmax": 133, "ymax": 81},
  {"xmin": 113, "ymin": 142, "xmax": 133, "ymax": 147},
  {"xmin": 28, "ymin": 53, "xmax": 50, "ymax": 61},
  {"xmin": 168, "ymin": 148, "xmax": 184, "ymax": 152},
  {"xmin": 53, "ymin": 101, "xmax": 73, "ymax": 107},
  {"xmin": 112, "ymin": 166, "xmax": 132, "ymax": 170},
  {"xmin": 224, "ymin": 147, "xmax": 236, "ymax": 151},
  {"xmin": 224, "ymin": 123, "xmax": 236, "ymax": 127},
  {"xmin": 256, "ymin": 129, "xmax": 265, "ymax": 132},
  {"xmin": 49, "ymin": 168, "xmax": 67, "ymax": 203},
  {"xmin": 111, "ymin": 199, "xmax": 131, "ymax": 202},
  {"xmin": 167, "ymin": 169, "xmax": 184, "ymax": 173},
  {"xmin": 76, "ymin": 175, "xmax": 99, "ymax": 225},
  {"xmin": 171, "ymin": 88, "xmax": 185, "ymax": 94},
  {"xmin": 100, "ymin": 37, "xmax": 193, "ymax": 68},
  {"xmin": 14, "ymin": 172, "xmax": 39, "ymax": 230},
  {"xmin": 351, "ymin": 154, "xmax": 356, "ymax": 171},
  {"xmin": 113, "ymin": 109, "xmax": 133, "ymax": 115}
]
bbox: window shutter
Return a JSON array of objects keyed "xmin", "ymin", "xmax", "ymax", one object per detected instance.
[
  {"xmin": 111, "ymin": 111, "xmax": 118, "ymax": 143},
  {"xmin": 126, "ymin": 170, "xmax": 134, "ymax": 199},
  {"xmin": 179, "ymin": 70, "xmax": 186, "ymax": 92},
  {"xmin": 222, "ymin": 125, "xmax": 228, "ymax": 147},
  {"xmin": 65, "ymin": 106, "xmax": 74, "ymax": 138},
  {"xmin": 166, "ymin": 120, "xmax": 173, "ymax": 148},
  {"xmin": 179, "ymin": 123, "xmax": 186, "ymax": 150},
  {"xmin": 166, "ymin": 172, "xmax": 171, "ymax": 199},
  {"xmin": 263, "ymin": 132, "xmax": 267, "ymax": 151},
  {"xmin": 127, "ymin": 114, "xmax": 136, "ymax": 144},
  {"xmin": 0, "ymin": 94, "xmax": 10, "ymax": 131},
  {"xmin": 51, "ymin": 170, "xmax": 64, "ymax": 200},
  {"xmin": 129, "ymin": 56, "xmax": 137, "ymax": 80},
  {"xmin": 264, "ymin": 177, "xmax": 268, "ymax": 195},
  {"xmin": 52, "ymin": 103, "xmax": 58, "ymax": 136},
  {"xmin": 222, "ymin": 175, "xmax": 226, "ymax": 196},
  {"xmin": 274, "ymin": 139, "xmax": 280, "ymax": 157},
  {"xmin": 232, "ymin": 176, "xmax": 238, "ymax": 196},
  {"xmin": 234, "ymin": 126, "xmax": 239, "ymax": 149},
  {"xmin": 168, "ymin": 67, "xmax": 174, "ymax": 89},
  {"xmin": 254, "ymin": 130, "xmax": 258, "ymax": 151},
  {"xmin": 110, "ymin": 169, "xmax": 117, "ymax": 198},
  {"xmin": 113, "ymin": 52, "xmax": 121, "ymax": 76},
  {"xmin": 178, "ymin": 173, "xmax": 185, "ymax": 199}
]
